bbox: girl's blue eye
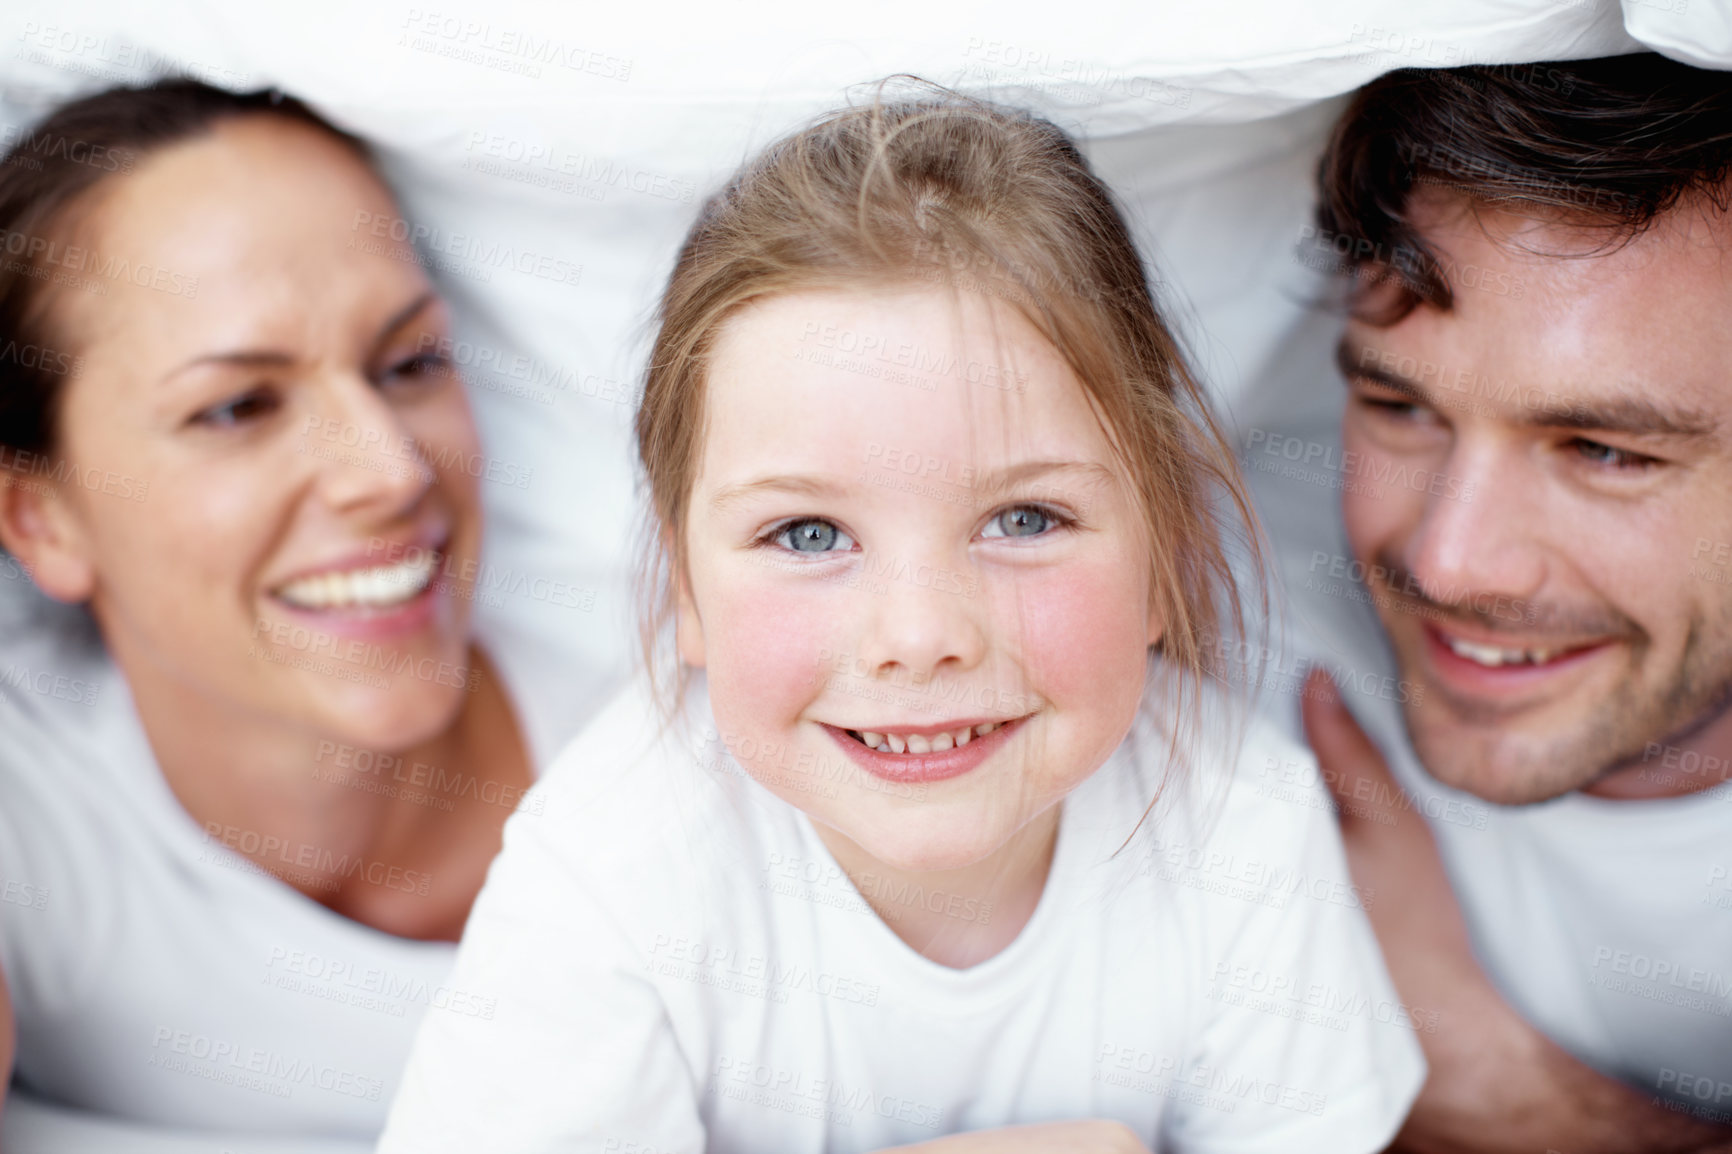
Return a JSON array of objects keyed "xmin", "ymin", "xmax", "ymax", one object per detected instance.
[
  {"xmin": 778, "ymin": 519, "xmax": 849, "ymax": 553},
  {"xmin": 984, "ymin": 506, "xmax": 1052, "ymax": 539}
]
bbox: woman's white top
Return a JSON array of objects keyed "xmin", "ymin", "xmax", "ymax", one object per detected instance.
[
  {"xmin": 379, "ymin": 671, "xmax": 1425, "ymax": 1154},
  {"xmin": 0, "ymin": 574, "xmax": 603, "ymax": 1140}
]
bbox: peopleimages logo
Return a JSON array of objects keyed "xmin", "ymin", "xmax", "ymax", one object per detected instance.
[{"xmin": 0, "ymin": 226, "xmax": 199, "ymax": 297}]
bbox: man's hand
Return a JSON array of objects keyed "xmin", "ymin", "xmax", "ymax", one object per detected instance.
[
  {"xmin": 1302, "ymin": 669, "xmax": 1732, "ymax": 1154},
  {"xmin": 879, "ymin": 1121, "xmax": 1149, "ymax": 1154}
]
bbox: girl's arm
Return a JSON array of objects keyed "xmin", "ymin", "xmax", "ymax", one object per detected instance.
[{"xmin": 883, "ymin": 1121, "xmax": 1150, "ymax": 1154}]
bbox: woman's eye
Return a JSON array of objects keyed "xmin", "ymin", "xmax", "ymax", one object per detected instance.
[
  {"xmin": 775, "ymin": 519, "xmax": 854, "ymax": 553},
  {"xmin": 384, "ymin": 354, "xmax": 451, "ymax": 383},
  {"xmin": 191, "ymin": 388, "xmax": 279, "ymax": 428},
  {"xmin": 982, "ymin": 505, "xmax": 1055, "ymax": 539}
]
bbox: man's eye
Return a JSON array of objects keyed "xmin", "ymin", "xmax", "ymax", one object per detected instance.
[
  {"xmin": 1355, "ymin": 391, "xmax": 1419, "ymax": 418},
  {"xmin": 981, "ymin": 505, "xmax": 1059, "ymax": 539},
  {"xmin": 1571, "ymin": 438, "xmax": 1652, "ymax": 470},
  {"xmin": 774, "ymin": 519, "xmax": 854, "ymax": 553},
  {"xmin": 191, "ymin": 388, "xmax": 279, "ymax": 428}
]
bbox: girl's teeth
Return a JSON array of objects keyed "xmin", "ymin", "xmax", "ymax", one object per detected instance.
[
  {"xmin": 276, "ymin": 553, "xmax": 437, "ymax": 610},
  {"xmin": 851, "ymin": 721, "xmax": 1010, "ymax": 753}
]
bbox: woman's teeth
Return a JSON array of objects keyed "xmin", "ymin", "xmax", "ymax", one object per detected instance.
[
  {"xmin": 849, "ymin": 722, "xmax": 1002, "ymax": 755},
  {"xmin": 1444, "ymin": 635, "xmax": 1562, "ymax": 667},
  {"xmin": 275, "ymin": 553, "xmax": 437, "ymax": 610}
]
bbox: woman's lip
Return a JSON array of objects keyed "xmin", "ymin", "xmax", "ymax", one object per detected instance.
[
  {"xmin": 821, "ymin": 715, "xmax": 1028, "ymax": 786},
  {"xmin": 263, "ymin": 577, "xmax": 444, "ymax": 643},
  {"xmin": 268, "ymin": 528, "xmax": 450, "ymax": 589},
  {"xmin": 1421, "ymin": 624, "xmax": 1612, "ymax": 695}
]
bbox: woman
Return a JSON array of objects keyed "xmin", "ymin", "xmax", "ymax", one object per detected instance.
[{"xmin": 0, "ymin": 79, "xmax": 598, "ymax": 1143}]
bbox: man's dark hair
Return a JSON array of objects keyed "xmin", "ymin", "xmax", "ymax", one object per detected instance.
[{"xmin": 1315, "ymin": 53, "xmax": 1732, "ymax": 321}]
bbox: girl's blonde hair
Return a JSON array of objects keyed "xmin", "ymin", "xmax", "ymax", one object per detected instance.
[{"xmin": 635, "ymin": 81, "xmax": 1264, "ymax": 772}]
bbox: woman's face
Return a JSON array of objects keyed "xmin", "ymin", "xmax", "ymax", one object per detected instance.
[{"xmin": 19, "ymin": 115, "xmax": 484, "ymax": 750}]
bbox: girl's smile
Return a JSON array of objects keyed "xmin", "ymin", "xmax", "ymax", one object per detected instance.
[{"xmin": 822, "ymin": 713, "xmax": 1035, "ymax": 784}]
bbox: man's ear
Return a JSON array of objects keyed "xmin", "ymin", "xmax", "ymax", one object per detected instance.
[{"xmin": 0, "ymin": 475, "xmax": 95, "ymax": 604}]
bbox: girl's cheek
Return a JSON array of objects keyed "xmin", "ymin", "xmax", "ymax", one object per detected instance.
[
  {"xmin": 703, "ymin": 569, "xmax": 849, "ymax": 730},
  {"xmin": 1003, "ymin": 555, "xmax": 1151, "ymax": 712}
]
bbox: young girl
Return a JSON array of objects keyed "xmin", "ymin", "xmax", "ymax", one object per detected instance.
[{"xmin": 379, "ymin": 88, "xmax": 1423, "ymax": 1153}]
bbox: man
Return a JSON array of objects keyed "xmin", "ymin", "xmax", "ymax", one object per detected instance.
[{"xmin": 1258, "ymin": 54, "xmax": 1732, "ymax": 1152}]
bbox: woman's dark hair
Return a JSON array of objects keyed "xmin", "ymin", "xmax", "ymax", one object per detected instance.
[
  {"xmin": 1316, "ymin": 53, "xmax": 1732, "ymax": 321},
  {"xmin": 0, "ymin": 78, "xmax": 364, "ymax": 456}
]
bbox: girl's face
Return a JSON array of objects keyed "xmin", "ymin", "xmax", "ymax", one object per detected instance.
[
  {"xmin": 678, "ymin": 288, "xmax": 1163, "ymax": 873},
  {"xmin": 8, "ymin": 116, "xmax": 484, "ymax": 751}
]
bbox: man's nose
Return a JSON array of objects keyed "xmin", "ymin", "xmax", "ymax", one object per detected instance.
[{"xmin": 1402, "ymin": 445, "xmax": 1546, "ymax": 608}]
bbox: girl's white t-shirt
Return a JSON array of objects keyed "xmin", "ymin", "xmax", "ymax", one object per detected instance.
[
  {"xmin": 380, "ymin": 672, "xmax": 1425, "ymax": 1154},
  {"xmin": 0, "ymin": 583, "xmax": 598, "ymax": 1139}
]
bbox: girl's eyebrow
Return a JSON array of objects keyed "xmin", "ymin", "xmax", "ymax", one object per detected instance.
[
  {"xmin": 971, "ymin": 459, "xmax": 1115, "ymax": 499},
  {"xmin": 709, "ymin": 473, "xmax": 848, "ymax": 512},
  {"xmin": 709, "ymin": 459, "xmax": 1111, "ymax": 512}
]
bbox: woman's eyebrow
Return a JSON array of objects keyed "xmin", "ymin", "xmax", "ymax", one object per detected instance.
[
  {"xmin": 367, "ymin": 290, "xmax": 443, "ymax": 355},
  {"xmin": 158, "ymin": 292, "xmax": 443, "ymax": 386},
  {"xmin": 159, "ymin": 348, "xmax": 296, "ymax": 385}
]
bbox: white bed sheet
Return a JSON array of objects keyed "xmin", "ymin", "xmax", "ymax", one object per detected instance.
[{"xmin": 0, "ymin": 1, "xmax": 1722, "ymax": 1150}]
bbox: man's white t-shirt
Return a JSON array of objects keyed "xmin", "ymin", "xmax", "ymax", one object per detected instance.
[
  {"xmin": 1247, "ymin": 408, "xmax": 1732, "ymax": 1121},
  {"xmin": 380, "ymin": 671, "xmax": 1424, "ymax": 1154},
  {"xmin": 0, "ymin": 576, "xmax": 597, "ymax": 1139}
]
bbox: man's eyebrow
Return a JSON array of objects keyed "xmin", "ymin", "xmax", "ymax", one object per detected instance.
[
  {"xmin": 1512, "ymin": 396, "xmax": 1717, "ymax": 440},
  {"xmin": 1336, "ymin": 338, "xmax": 1717, "ymax": 441},
  {"xmin": 1335, "ymin": 338, "xmax": 1428, "ymax": 403}
]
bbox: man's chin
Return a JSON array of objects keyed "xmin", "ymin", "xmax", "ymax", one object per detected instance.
[{"xmin": 1402, "ymin": 701, "xmax": 1603, "ymax": 806}]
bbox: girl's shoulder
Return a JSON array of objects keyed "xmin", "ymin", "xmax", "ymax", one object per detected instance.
[
  {"xmin": 1097, "ymin": 678, "xmax": 1339, "ymax": 872},
  {"xmin": 514, "ymin": 671, "xmax": 793, "ymax": 897}
]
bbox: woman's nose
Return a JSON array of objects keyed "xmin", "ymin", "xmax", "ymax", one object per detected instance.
[{"xmin": 302, "ymin": 372, "xmax": 432, "ymax": 514}]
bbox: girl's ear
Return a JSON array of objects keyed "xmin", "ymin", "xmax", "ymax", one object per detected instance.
[
  {"xmin": 0, "ymin": 475, "xmax": 96, "ymax": 604},
  {"xmin": 669, "ymin": 535, "xmax": 707, "ymax": 668}
]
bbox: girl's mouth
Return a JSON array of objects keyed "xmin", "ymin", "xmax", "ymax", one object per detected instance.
[
  {"xmin": 842, "ymin": 719, "xmax": 1006, "ymax": 756},
  {"xmin": 823, "ymin": 715, "xmax": 1030, "ymax": 786}
]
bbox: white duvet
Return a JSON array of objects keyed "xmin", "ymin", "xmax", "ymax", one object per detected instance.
[{"xmin": 0, "ymin": 1, "xmax": 1723, "ymax": 1150}]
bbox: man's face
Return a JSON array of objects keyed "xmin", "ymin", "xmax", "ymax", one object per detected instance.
[{"xmin": 1338, "ymin": 191, "xmax": 1732, "ymax": 805}]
